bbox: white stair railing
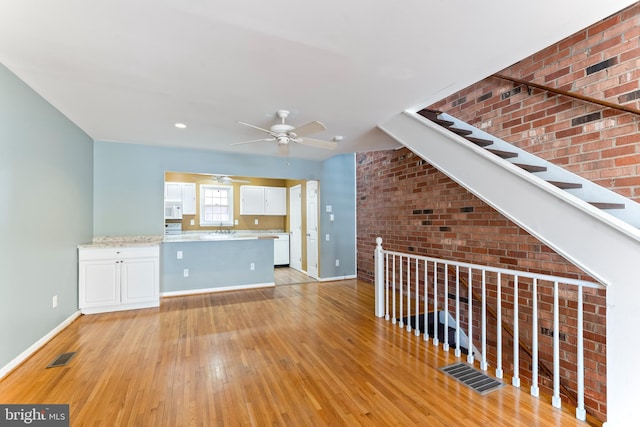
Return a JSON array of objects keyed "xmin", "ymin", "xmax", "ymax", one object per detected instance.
[{"xmin": 373, "ymin": 237, "xmax": 602, "ymax": 421}]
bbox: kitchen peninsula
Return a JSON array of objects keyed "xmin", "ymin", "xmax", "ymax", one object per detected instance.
[{"xmin": 162, "ymin": 231, "xmax": 278, "ymax": 296}]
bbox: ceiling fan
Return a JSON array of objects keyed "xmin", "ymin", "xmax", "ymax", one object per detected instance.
[
  {"xmin": 231, "ymin": 110, "xmax": 338, "ymax": 155},
  {"xmin": 211, "ymin": 174, "xmax": 249, "ymax": 184}
]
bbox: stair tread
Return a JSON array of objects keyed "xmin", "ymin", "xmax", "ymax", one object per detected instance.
[
  {"xmin": 590, "ymin": 202, "xmax": 625, "ymax": 209},
  {"xmin": 431, "ymin": 118, "xmax": 455, "ymax": 127},
  {"xmin": 417, "ymin": 109, "xmax": 443, "ymax": 120},
  {"xmin": 548, "ymin": 181, "xmax": 583, "ymax": 189},
  {"xmin": 465, "ymin": 136, "xmax": 493, "ymax": 147},
  {"xmin": 514, "ymin": 163, "xmax": 547, "ymax": 172},
  {"xmin": 487, "ymin": 149, "xmax": 518, "ymax": 159},
  {"xmin": 449, "ymin": 127, "xmax": 473, "ymax": 136}
]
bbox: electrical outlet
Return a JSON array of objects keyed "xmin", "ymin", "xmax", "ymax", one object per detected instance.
[
  {"xmin": 235, "ymin": 219, "xmax": 239, "ymax": 225},
  {"xmin": 183, "ymin": 269, "xmax": 189, "ymax": 277},
  {"xmin": 325, "ymin": 234, "xmax": 330, "ymax": 241},
  {"xmin": 177, "ymin": 250, "xmax": 183, "ymax": 259},
  {"xmin": 330, "ymin": 214, "xmax": 334, "ymax": 221},
  {"xmin": 254, "ymin": 219, "xmax": 259, "ymax": 225},
  {"xmin": 250, "ymin": 263, "xmax": 255, "ymax": 270},
  {"xmin": 190, "ymin": 219, "xmax": 195, "ymax": 226},
  {"xmin": 52, "ymin": 295, "xmax": 58, "ymax": 308},
  {"xmin": 335, "ymin": 260, "xmax": 340, "ymax": 267}
]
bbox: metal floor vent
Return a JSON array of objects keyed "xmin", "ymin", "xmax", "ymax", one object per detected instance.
[
  {"xmin": 47, "ymin": 352, "xmax": 76, "ymax": 368},
  {"xmin": 439, "ymin": 362, "xmax": 505, "ymax": 395}
]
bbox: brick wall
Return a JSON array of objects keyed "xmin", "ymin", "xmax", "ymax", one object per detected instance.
[
  {"xmin": 428, "ymin": 2, "xmax": 640, "ymax": 203},
  {"xmin": 355, "ymin": 4, "xmax": 640, "ymax": 421},
  {"xmin": 357, "ymin": 149, "xmax": 607, "ymax": 419}
]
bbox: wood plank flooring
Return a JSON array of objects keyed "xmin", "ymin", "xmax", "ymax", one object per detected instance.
[
  {"xmin": 0, "ymin": 280, "xmax": 596, "ymax": 426},
  {"xmin": 274, "ymin": 266, "xmax": 316, "ymax": 285}
]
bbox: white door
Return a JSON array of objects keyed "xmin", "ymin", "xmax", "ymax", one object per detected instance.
[
  {"xmin": 289, "ymin": 185, "xmax": 302, "ymax": 272},
  {"xmin": 306, "ymin": 180, "xmax": 319, "ymax": 279}
]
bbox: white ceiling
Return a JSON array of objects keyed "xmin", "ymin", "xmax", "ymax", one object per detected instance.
[{"xmin": 1, "ymin": 1, "xmax": 636, "ymax": 160}]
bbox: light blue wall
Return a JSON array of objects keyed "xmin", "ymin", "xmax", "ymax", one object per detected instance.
[
  {"xmin": 0, "ymin": 64, "xmax": 93, "ymax": 369},
  {"xmin": 93, "ymin": 143, "xmax": 357, "ymax": 278},
  {"xmin": 162, "ymin": 240, "xmax": 274, "ymax": 292},
  {"xmin": 319, "ymin": 154, "xmax": 357, "ymax": 277},
  {"xmin": 93, "ymin": 141, "xmax": 324, "ymax": 236}
]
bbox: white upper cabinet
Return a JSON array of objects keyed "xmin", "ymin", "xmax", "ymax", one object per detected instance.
[
  {"xmin": 264, "ymin": 187, "xmax": 286, "ymax": 215},
  {"xmin": 165, "ymin": 182, "xmax": 196, "ymax": 215},
  {"xmin": 181, "ymin": 183, "xmax": 196, "ymax": 215},
  {"xmin": 165, "ymin": 182, "xmax": 183, "ymax": 201},
  {"xmin": 240, "ymin": 185, "xmax": 287, "ymax": 215}
]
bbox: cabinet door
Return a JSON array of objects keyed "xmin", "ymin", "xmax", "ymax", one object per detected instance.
[
  {"xmin": 182, "ymin": 183, "xmax": 197, "ymax": 215},
  {"xmin": 79, "ymin": 260, "xmax": 120, "ymax": 309},
  {"xmin": 240, "ymin": 186, "xmax": 265, "ymax": 215},
  {"xmin": 120, "ymin": 257, "xmax": 159, "ymax": 304},
  {"xmin": 265, "ymin": 187, "xmax": 287, "ymax": 215},
  {"xmin": 165, "ymin": 182, "xmax": 183, "ymax": 201}
]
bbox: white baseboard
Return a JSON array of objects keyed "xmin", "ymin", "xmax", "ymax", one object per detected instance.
[
  {"xmin": 318, "ymin": 274, "xmax": 357, "ymax": 282},
  {"xmin": 161, "ymin": 282, "xmax": 275, "ymax": 297},
  {"xmin": 0, "ymin": 310, "xmax": 81, "ymax": 380}
]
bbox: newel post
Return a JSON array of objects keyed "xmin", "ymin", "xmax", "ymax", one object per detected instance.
[{"xmin": 374, "ymin": 237, "xmax": 384, "ymax": 317}]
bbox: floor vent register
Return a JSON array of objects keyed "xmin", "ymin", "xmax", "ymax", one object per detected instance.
[
  {"xmin": 439, "ymin": 362, "xmax": 505, "ymax": 395},
  {"xmin": 47, "ymin": 352, "xmax": 76, "ymax": 368}
]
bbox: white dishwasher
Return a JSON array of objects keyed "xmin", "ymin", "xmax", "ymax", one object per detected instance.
[{"xmin": 274, "ymin": 233, "xmax": 290, "ymax": 266}]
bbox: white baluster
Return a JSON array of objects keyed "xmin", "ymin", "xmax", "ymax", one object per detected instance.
[
  {"xmin": 531, "ymin": 278, "xmax": 539, "ymax": 397},
  {"xmin": 443, "ymin": 265, "xmax": 449, "ymax": 351},
  {"xmin": 512, "ymin": 275, "xmax": 520, "ymax": 388},
  {"xmin": 415, "ymin": 258, "xmax": 420, "ymax": 336},
  {"xmin": 392, "ymin": 255, "xmax": 396, "ymax": 325},
  {"xmin": 576, "ymin": 287, "xmax": 586, "ymax": 421},
  {"xmin": 375, "ymin": 237, "xmax": 385, "ymax": 318},
  {"xmin": 407, "ymin": 257, "xmax": 411, "ymax": 333},
  {"xmin": 455, "ymin": 266, "xmax": 461, "ymax": 358},
  {"xmin": 495, "ymin": 272, "xmax": 503, "ymax": 379},
  {"xmin": 433, "ymin": 262, "xmax": 439, "ymax": 346},
  {"xmin": 423, "ymin": 261, "xmax": 429, "ymax": 342},
  {"xmin": 467, "ymin": 268, "xmax": 474, "ymax": 364},
  {"xmin": 399, "ymin": 256, "xmax": 404, "ymax": 328},
  {"xmin": 385, "ymin": 252, "xmax": 390, "ymax": 321},
  {"xmin": 552, "ymin": 281, "xmax": 561, "ymax": 408},
  {"xmin": 481, "ymin": 270, "xmax": 487, "ymax": 371}
]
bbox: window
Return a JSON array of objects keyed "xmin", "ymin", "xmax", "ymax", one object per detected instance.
[{"xmin": 200, "ymin": 185, "xmax": 234, "ymax": 226}]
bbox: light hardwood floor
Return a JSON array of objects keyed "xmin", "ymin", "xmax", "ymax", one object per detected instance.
[
  {"xmin": 274, "ymin": 266, "xmax": 316, "ymax": 286},
  {"xmin": 0, "ymin": 280, "xmax": 597, "ymax": 426}
]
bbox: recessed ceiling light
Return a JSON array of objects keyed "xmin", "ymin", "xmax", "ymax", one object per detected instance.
[{"xmin": 174, "ymin": 123, "xmax": 187, "ymax": 129}]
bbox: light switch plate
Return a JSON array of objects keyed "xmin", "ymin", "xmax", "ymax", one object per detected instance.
[{"xmin": 177, "ymin": 251, "xmax": 183, "ymax": 259}]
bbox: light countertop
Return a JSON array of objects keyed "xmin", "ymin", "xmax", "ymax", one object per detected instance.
[
  {"xmin": 78, "ymin": 231, "xmax": 287, "ymax": 248},
  {"xmin": 163, "ymin": 230, "xmax": 285, "ymax": 243},
  {"xmin": 78, "ymin": 235, "xmax": 164, "ymax": 248}
]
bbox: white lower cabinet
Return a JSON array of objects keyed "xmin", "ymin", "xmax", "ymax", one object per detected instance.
[{"xmin": 79, "ymin": 245, "xmax": 159, "ymax": 314}]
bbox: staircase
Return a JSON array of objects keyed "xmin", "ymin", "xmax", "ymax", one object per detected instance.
[
  {"xmin": 417, "ymin": 108, "xmax": 637, "ymax": 224},
  {"xmin": 377, "ymin": 109, "xmax": 640, "ymax": 425}
]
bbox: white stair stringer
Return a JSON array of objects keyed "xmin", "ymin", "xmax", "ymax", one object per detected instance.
[
  {"xmin": 379, "ymin": 110, "xmax": 640, "ymax": 426},
  {"xmin": 435, "ymin": 111, "xmax": 640, "ymax": 228}
]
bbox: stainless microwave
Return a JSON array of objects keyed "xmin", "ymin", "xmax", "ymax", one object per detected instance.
[{"xmin": 164, "ymin": 201, "xmax": 183, "ymax": 219}]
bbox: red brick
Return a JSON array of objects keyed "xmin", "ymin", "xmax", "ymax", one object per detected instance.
[{"xmin": 587, "ymin": 14, "xmax": 621, "ymax": 37}]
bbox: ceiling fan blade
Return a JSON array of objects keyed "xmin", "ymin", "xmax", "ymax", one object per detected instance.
[
  {"xmin": 230, "ymin": 137, "xmax": 275, "ymax": 146},
  {"xmin": 277, "ymin": 143, "xmax": 289, "ymax": 156},
  {"xmin": 291, "ymin": 121, "xmax": 326, "ymax": 137},
  {"xmin": 237, "ymin": 121, "xmax": 273, "ymax": 134},
  {"xmin": 295, "ymin": 137, "xmax": 337, "ymax": 150}
]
